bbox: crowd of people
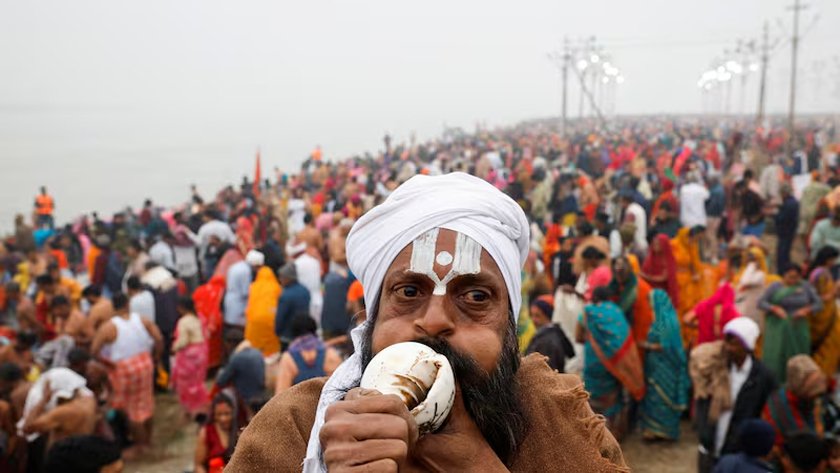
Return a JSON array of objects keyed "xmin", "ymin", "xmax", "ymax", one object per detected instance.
[{"xmin": 1, "ymin": 116, "xmax": 840, "ymax": 472}]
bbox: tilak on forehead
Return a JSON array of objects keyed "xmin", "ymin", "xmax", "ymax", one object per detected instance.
[{"xmin": 408, "ymin": 228, "xmax": 482, "ymax": 295}]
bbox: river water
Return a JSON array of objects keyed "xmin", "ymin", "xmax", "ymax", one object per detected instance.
[{"xmin": 0, "ymin": 105, "xmax": 394, "ymax": 234}]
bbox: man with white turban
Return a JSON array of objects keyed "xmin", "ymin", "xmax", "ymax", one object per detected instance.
[
  {"xmin": 689, "ymin": 317, "xmax": 778, "ymax": 472},
  {"xmin": 229, "ymin": 173, "xmax": 627, "ymax": 472}
]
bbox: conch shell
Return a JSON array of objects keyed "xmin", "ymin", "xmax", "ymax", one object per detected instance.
[{"xmin": 360, "ymin": 341, "xmax": 455, "ymax": 434}]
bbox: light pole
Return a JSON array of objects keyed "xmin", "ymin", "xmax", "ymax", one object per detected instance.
[
  {"xmin": 787, "ymin": 0, "xmax": 809, "ymax": 153},
  {"xmin": 757, "ymin": 21, "xmax": 771, "ymax": 126},
  {"xmin": 563, "ymin": 37, "xmax": 570, "ymax": 136}
]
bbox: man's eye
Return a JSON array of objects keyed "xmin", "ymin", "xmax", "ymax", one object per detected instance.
[
  {"xmin": 398, "ymin": 286, "xmax": 420, "ymax": 298},
  {"xmin": 464, "ymin": 290, "xmax": 490, "ymax": 303}
]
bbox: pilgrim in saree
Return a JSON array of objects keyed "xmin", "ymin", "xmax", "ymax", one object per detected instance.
[
  {"xmin": 671, "ymin": 227, "xmax": 715, "ymax": 345},
  {"xmin": 762, "ymin": 355, "xmax": 830, "ymax": 447},
  {"xmin": 650, "ymin": 178, "xmax": 679, "ymax": 227},
  {"xmin": 757, "ymin": 264, "xmax": 823, "ymax": 383},
  {"xmin": 577, "ymin": 286, "xmax": 645, "ymax": 440},
  {"xmin": 518, "ymin": 251, "xmax": 547, "ymax": 352},
  {"xmin": 641, "ymin": 233, "xmax": 679, "ymax": 309},
  {"xmin": 639, "ymin": 289, "xmax": 689, "ymax": 441},
  {"xmin": 172, "ymin": 297, "xmax": 210, "ymax": 417},
  {"xmin": 244, "ymin": 266, "xmax": 282, "ymax": 356},
  {"xmin": 734, "ymin": 246, "xmax": 780, "ymax": 331},
  {"xmin": 608, "ymin": 256, "xmax": 654, "ymax": 356},
  {"xmin": 807, "ymin": 246, "xmax": 840, "ymax": 377},
  {"xmin": 193, "ymin": 275, "xmax": 226, "ymax": 369},
  {"xmin": 684, "ymin": 262, "xmax": 740, "ymax": 347}
]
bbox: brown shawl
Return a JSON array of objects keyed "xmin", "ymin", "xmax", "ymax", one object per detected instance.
[
  {"xmin": 228, "ymin": 354, "xmax": 628, "ymax": 472},
  {"xmin": 689, "ymin": 340, "xmax": 731, "ymax": 422}
]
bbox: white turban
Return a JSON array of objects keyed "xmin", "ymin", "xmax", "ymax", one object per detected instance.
[
  {"xmin": 723, "ymin": 317, "xmax": 760, "ymax": 351},
  {"xmin": 303, "ymin": 172, "xmax": 530, "ymax": 472},
  {"xmin": 245, "ymin": 249, "xmax": 265, "ymax": 267}
]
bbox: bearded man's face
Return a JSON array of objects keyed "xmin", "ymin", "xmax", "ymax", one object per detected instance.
[{"xmin": 360, "ymin": 228, "xmax": 526, "ymax": 463}]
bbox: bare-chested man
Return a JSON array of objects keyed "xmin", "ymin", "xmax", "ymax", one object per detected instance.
[
  {"xmin": 0, "ymin": 362, "xmax": 31, "ymax": 470},
  {"xmin": 0, "ymin": 332, "xmax": 37, "ymax": 376},
  {"xmin": 21, "ymin": 368, "xmax": 97, "ymax": 448},
  {"xmin": 82, "ymin": 286, "xmax": 114, "ymax": 335}
]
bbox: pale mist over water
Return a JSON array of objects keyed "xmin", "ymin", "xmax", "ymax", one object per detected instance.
[{"xmin": 0, "ymin": 104, "xmax": 399, "ymax": 234}]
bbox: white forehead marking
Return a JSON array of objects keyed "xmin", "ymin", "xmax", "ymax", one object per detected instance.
[
  {"xmin": 409, "ymin": 229, "xmax": 482, "ymax": 295},
  {"xmin": 436, "ymin": 251, "xmax": 453, "ymax": 266}
]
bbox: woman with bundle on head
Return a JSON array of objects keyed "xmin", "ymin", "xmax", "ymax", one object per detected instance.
[{"xmin": 762, "ymin": 355, "xmax": 831, "ymax": 447}]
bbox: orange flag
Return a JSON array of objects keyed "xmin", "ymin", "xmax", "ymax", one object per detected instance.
[{"xmin": 253, "ymin": 150, "xmax": 262, "ymax": 197}]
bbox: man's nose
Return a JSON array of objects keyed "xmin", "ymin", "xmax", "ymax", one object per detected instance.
[{"xmin": 414, "ymin": 295, "xmax": 455, "ymax": 338}]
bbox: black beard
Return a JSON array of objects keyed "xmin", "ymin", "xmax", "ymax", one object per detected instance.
[{"xmin": 359, "ymin": 317, "xmax": 528, "ymax": 465}]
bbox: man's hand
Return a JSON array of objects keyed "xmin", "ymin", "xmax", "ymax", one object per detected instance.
[
  {"xmin": 320, "ymin": 388, "xmax": 418, "ymax": 472},
  {"xmin": 410, "ymin": 389, "xmax": 508, "ymax": 473}
]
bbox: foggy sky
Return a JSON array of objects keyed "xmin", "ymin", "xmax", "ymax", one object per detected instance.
[{"xmin": 0, "ymin": 0, "xmax": 838, "ymax": 229}]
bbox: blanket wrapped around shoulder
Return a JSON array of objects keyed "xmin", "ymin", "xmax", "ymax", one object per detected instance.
[
  {"xmin": 689, "ymin": 340, "xmax": 731, "ymax": 422},
  {"xmin": 228, "ymin": 354, "xmax": 629, "ymax": 472}
]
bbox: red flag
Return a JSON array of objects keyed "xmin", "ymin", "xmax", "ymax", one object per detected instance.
[{"xmin": 253, "ymin": 150, "xmax": 262, "ymax": 197}]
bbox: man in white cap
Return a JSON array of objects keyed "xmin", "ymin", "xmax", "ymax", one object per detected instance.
[
  {"xmin": 229, "ymin": 173, "xmax": 627, "ymax": 472},
  {"xmin": 223, "ymin": 250, "xmax": 264, "ymax": 343},
  {"xmin": 690, "ymin": 317, "xmax": 778, "ymax": 473}
]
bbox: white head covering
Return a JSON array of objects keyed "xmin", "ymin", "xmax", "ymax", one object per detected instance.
[
  {"xmin": 17, "ymin": 367, "xmax": 92, "ymax": 440},
  {"xmin": 245, "ymin": 249, "xmax": 265, "ymax": 267},
  {"xmin": 141, "ymin": 265, "xmax": 177, "ymax": 292},
  {"xmin": 723, "ymin": 317, "xmax": 760, "ymax": 351},
  {"xmin": 302, "ymin": 172, "xmax": 529, "ymax": 472},
  {"xmin": 285, "ymin": 240, "xmax": 307, "ymax": 257}
]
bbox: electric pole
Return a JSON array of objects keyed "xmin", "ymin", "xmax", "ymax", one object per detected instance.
[
  {"xmin": 589, "ymin": 49, "xmax": 600, "ymax": 117},
  {"xmin": 787, "ymin": 0, "xmax": 808, "ymax": 153},
  {"xmin": 738, "ymin": 39, "xmax": 754, "ymax": 115},
  {"xmin": 577, "ymin": 36, "xmax": 596, "ymax": 118},
  {"xmin": 562, "ymin": 37, "xmax": 569, "ymax": 136},
  {"xmin": 572, "ymin": 62, "xmax": 609, "ymax": 131},
  {"xmin": 757, "ymin": 21, "xmax": 769, "ymax": 127}
]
